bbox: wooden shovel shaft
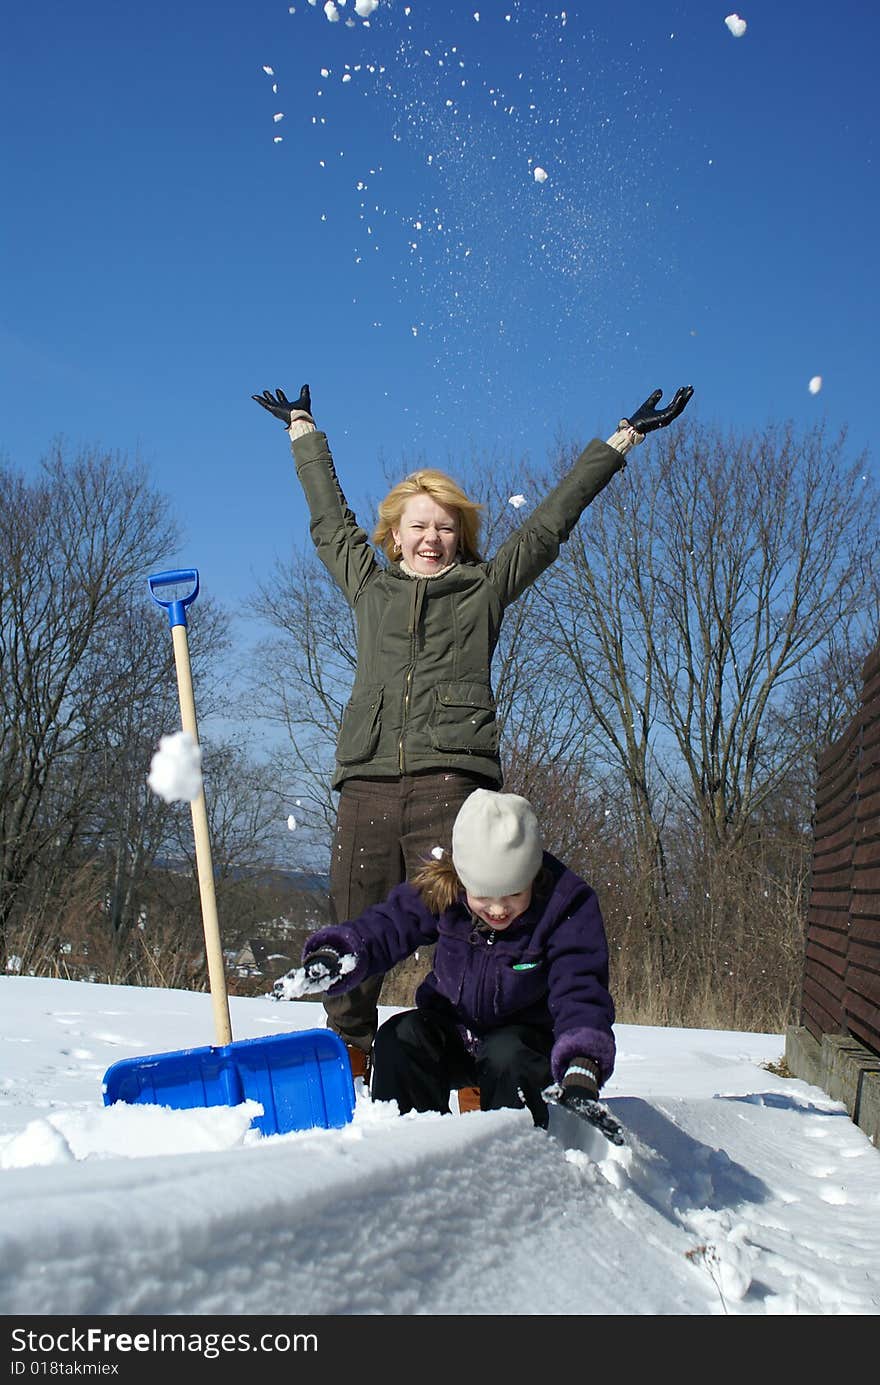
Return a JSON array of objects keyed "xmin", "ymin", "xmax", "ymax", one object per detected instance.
[{"xmin": 170, "ymin": 622, "xmax": 233, "ymax": 1046}]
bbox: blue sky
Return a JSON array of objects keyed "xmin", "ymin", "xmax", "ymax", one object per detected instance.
[{"xmin": 2, "ymin": 0, "xmax": 877, "ymax": 620}]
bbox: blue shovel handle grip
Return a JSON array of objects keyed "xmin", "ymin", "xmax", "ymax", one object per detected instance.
[{"xmin": 148, "ymin": 568, "xmax": 200, "ymax": 628}]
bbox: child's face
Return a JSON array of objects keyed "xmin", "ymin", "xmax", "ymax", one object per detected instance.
[{"xmin": 465, "ymin": 883, "xmax": 533, "ymax": 929}]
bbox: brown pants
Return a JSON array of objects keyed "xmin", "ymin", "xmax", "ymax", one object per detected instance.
[{"xmin": 324, "ymin": 770, "xmax": 494, "ymax": 1050}]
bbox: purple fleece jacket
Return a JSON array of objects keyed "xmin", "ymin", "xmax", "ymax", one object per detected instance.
[{"xmin": 303, "ymin": 852, "xmax": 616, "ymax": 1086}]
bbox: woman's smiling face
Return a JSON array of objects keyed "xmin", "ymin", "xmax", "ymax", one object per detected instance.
[{"xmin": 392, "ymin": 493, "xmax": 460, "ymax": 574}]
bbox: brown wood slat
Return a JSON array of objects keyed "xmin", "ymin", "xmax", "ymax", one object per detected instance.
[
  {"xmin": 813, "ymin": 791, "xmax": 858, "ymax": 827},
  {"xmin": 802, "ymin": 1009, "xmax": 823, "ymax": 1041},
  {"xmin": 848, "ymin": 919, "xmax": 880, "ymax": 946},
  {"xmin": 814, "ymin": 777, "xmax": 858, "ymax": 816},
  {"xmin": 843, "ymin": 992, "xmax": 880, "ymax": 1048},
  {"xmin": 804, "ymin": 924, "xmax": 848, "ymax": 955},
  {"xmin": 802, "ymin": 975, "xmax": 842, "ymax": 1029},
  {"xmin": 859, "ymin": 694, "xmax": 880, "ymax": 728},
  {"xmin": 804, "ymin": 958, "xmax": 846, "ymax": 999},
  {"xmin": 809, "ymin": 890, "xmax": 855, "ymax": 913},
  {"xmin": 810, "ymin": 845, "xmax": 854, "ymax": 873},
  {"xmin": 845, "ymin": 964, "xmax": 880, "ymax": 1007},
  {"xmin": 850, "ymin": 894, "xmax": 880, "ymax": 919},
  {"xmin": 814, "ymin": 817, "xmax": 858, "ymax": 842},
  {"xmin": 862, "ymin": 646, "xmax": 880, "ymax": 684},
  {"xmin": 848, "ymin": 1019, "xmax": 880, "ymax": 1047},
  {"xmin": 805, "ymin": 954, "xmax": 847, "ymax": 988},
  {"xmin": 817, "ymin": 720, "xmax": 860, "ymax": 777},
  {"xmin": 856, "ymin": 765, "xmax": 880, "ymax": 798},
  {"xmin": 806, "ymin": 903, "xmax": 852, "ymax": 928},
  {"xmin": 802, "ymin": 983, "xmax": 837, "ymax": 1028}
]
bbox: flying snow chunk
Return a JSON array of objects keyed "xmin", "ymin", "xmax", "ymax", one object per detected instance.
[
  {"xmin": 355, "ymin": 0, "xmax": 378, "ymax": 15},
  {"xmin": 287, "ymin": 815, "xmax": 297, "ymax": 831},
  {"xmin": 147, "ymin": 731, "xmax": 202, "ymax": 804},
  {"xmin": 808, "ymin": 375, "xmax": 823, "ymax": 394},
  {"xmin": 273, "ymin": 112, "xmax": 285, "ymax": 123},
  {"xmin": 263, "ymin": 66, "xmax": 275, "ymax": 76},
  {"xmin": 724, "ymin": 14, "xmax": 747, "ymax": 37},
  {"xmin": 509, "ymin": 494, "xmax": 527, "ymax": 509},
  {"xmin": 533, "ymin": 166, "xmax": 548, "ymax": 183},
  {"xmin": 325, "ymin": 1, "xmax": 340, "ymax": 19},
  {"xmin": 431, "ymin": 845, "xmax": 444, "ymax": 859}
]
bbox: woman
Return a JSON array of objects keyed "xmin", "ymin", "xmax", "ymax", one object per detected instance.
[{"xmin": 253, "ymin": 379, "xmax": 692, "ymax": 1075}]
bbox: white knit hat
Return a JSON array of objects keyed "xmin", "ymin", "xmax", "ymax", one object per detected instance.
[{"xmin": 451, "ymin": 790, "xmax": 544, "ymax": 897}]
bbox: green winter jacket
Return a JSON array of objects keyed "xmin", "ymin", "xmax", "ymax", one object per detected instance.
[{"xmin": 291, "ymin": 429, "xmax": 624, "ymax": 790}]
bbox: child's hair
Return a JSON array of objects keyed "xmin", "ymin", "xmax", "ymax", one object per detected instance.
[
  {"xmin": 412, "ymin": 855, "xmax": 462, "ymax": 915},
  {"xmin": 412, "ymin": 854, "xmax": 553, "ymax": 915},
  {"xmin": 373, "ymin": 469, "xmax": 484, "ymax": 564}
]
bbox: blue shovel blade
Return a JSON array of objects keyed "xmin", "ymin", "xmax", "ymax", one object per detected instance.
[{"xmin": 102, "ymin": 1028, "xmax": 355, "ymax": 1136}]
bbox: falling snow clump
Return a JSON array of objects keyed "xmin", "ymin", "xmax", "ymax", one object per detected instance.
[
  {"xmin": 724, "ymin": 14, "xmax": 747, "ymax": 37},
  {"xmin": 808, "ymin": 375, "xmax": 822, "ymax": 394},
  {"xmin": 509, "ymin": 493, "xmax": 527, "ymax": 509},
  {"xmin": 533, "ymin": 166, "xmax": 548, "ymax": 183},
  {"xmin": 147, "ymin": 732, "xmax": 203, "ymax": 804}
]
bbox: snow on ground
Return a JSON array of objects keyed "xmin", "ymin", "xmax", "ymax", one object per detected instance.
[{"xmin": 0, "ymin": 975, "xmax": 878, "ymax": 1316}]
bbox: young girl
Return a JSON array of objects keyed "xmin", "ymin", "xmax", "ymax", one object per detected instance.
[
  {"xmin": 254, "ymin": 380, "xmax": 692, "ymax": 1079},
  {"xmin": 274, "ymin": 789, "xmax": 616, "ymax": 1129}
]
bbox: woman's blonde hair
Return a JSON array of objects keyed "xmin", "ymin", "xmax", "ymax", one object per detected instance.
[{"xmin": 373, "ymin": 468, "xmax": 483, "ymax": 564}]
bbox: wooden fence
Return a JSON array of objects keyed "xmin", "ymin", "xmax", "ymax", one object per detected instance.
[{"xmin": 802, "ymin": 646, "xmax": 880, "ymax": 1056}]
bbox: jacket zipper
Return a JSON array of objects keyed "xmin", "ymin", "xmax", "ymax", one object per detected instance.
[
  {"xmin": 398, "ymin": 579, "xmax": 425, "ymax": 772},
  {"xmin": 471, "ymin": 929, "xmax": 496, "ymax": 1020},
  {"xmin": 399, "ymin": 666, "xmax": 414, "ymax": 772}
]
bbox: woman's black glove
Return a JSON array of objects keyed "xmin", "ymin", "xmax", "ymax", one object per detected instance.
[
  {"xmin": 252, "ymin": 383, "xmax": 312, "ymax": 425},
  {"xmin": 624, "ymin": 385, "xmax": 694, "ymax": 434}
]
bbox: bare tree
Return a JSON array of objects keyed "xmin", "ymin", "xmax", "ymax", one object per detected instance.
[
  {"xmin": 0, "ymin": 444, "xmax": 180, "ymax": 960},
  {"xmin": 540, "ymin": 421, "xmax": 879, "ymax": 853}
]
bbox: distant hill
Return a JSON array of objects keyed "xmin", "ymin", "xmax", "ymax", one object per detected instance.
[{"xmin": 155, "ymin": 859, "xmax": 329, "ymax": 893}]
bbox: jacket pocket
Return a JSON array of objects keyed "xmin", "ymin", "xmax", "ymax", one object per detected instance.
[
  {"xmin": 493, "ymin": 955, "xmax": 547, "ymax": 1019},
  {"xmin": 337, "ymin": 685, "xmax": 383, "ymax": 765},
  {"xmin": 429, "ymin": 681, "xmax": 498, "ymax": 755}
]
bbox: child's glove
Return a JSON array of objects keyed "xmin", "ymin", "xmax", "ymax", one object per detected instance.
[
  {"xmin": 623, "ymin": 385, "xmax": 693, "ymax": 435},
  {"xmin": 272, "ymin": 946, "xmax": 342, "ymax": 1000},
  {"xmin": 301, "ymin": 947, "xmax": 342, "ymax": 989},
  {"xmin": 560, "ymin": 1057, "xmax": 600, "ymax": 1111},
  {"xmin": 252, "ymin": 383, "xmax": 313, "ymax": 426}
]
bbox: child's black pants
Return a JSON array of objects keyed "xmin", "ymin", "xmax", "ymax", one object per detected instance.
[{"xmin": 370, "ymin": 1008, "xmax": 553, "ymax": 1127}]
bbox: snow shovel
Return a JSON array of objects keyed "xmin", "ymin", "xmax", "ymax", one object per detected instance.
[{"xmin": 102, "ymin": 567, "xmax": 355, "ymax": 1136}]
